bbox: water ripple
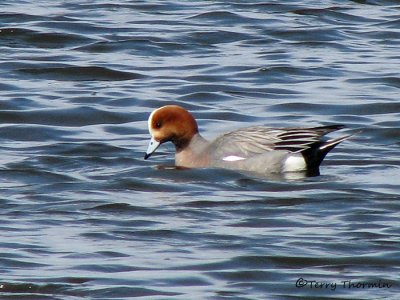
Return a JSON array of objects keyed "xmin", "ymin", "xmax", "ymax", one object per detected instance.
[{"xmin": 18, "ymin": 66, "xmax": 144, "ymax": 81}]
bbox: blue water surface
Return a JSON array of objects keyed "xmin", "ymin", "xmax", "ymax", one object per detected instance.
[{"xmin": 0, "ymin": 1, "xmax": 399, "ymax": 299}]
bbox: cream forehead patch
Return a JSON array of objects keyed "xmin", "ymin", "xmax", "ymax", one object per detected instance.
[{"xmin": 148, "ymin": 107, "xmax": 160, "ymax": 134}]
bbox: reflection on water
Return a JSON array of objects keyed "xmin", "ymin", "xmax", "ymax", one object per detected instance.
[{"xmin": 0, "ymin": 1, "xmax": 399, "ymax": 299}]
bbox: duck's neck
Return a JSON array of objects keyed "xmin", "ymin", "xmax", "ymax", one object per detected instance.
[{"xmin": 175, "ymin": 133, "xmax": 209, "ymax": 168}]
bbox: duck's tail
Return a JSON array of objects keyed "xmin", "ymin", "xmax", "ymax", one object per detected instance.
[{"xmin": 302, "ymin": 126, "xmax": 355, "ymax": 175}]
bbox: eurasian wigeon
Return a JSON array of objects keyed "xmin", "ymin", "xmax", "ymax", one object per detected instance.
[{"xmin": 145, "ymin": 105, "xmax": 352, "ymax": 175}]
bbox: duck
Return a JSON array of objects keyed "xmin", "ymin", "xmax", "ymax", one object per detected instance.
[{"xmin": 144, "ymin": 105, "xmax": 352, "ymax": 175}]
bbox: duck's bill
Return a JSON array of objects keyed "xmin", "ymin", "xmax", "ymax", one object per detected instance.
[{"xmin": 144, "ymin": 136, "xmax": 160, "ymax": 160}]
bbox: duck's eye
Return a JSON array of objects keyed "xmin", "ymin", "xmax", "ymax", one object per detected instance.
[{"xmin": 154, "ymin": 121, "xmax": 162, "ymax": 129}]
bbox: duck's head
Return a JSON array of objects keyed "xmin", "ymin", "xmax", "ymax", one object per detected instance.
[{"xmin": 145, "ymin": 105, "xmax": 198, "ymax": 159}]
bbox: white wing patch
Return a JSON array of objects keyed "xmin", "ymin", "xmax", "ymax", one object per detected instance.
[{"xmin": 222, "ymin": 155, "xmax": 246, "ymax": 162}]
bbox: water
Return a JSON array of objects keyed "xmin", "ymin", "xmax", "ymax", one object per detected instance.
[{"xmin": 1, "ymin": 1, "xmax": 399, "ymax": 299}]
